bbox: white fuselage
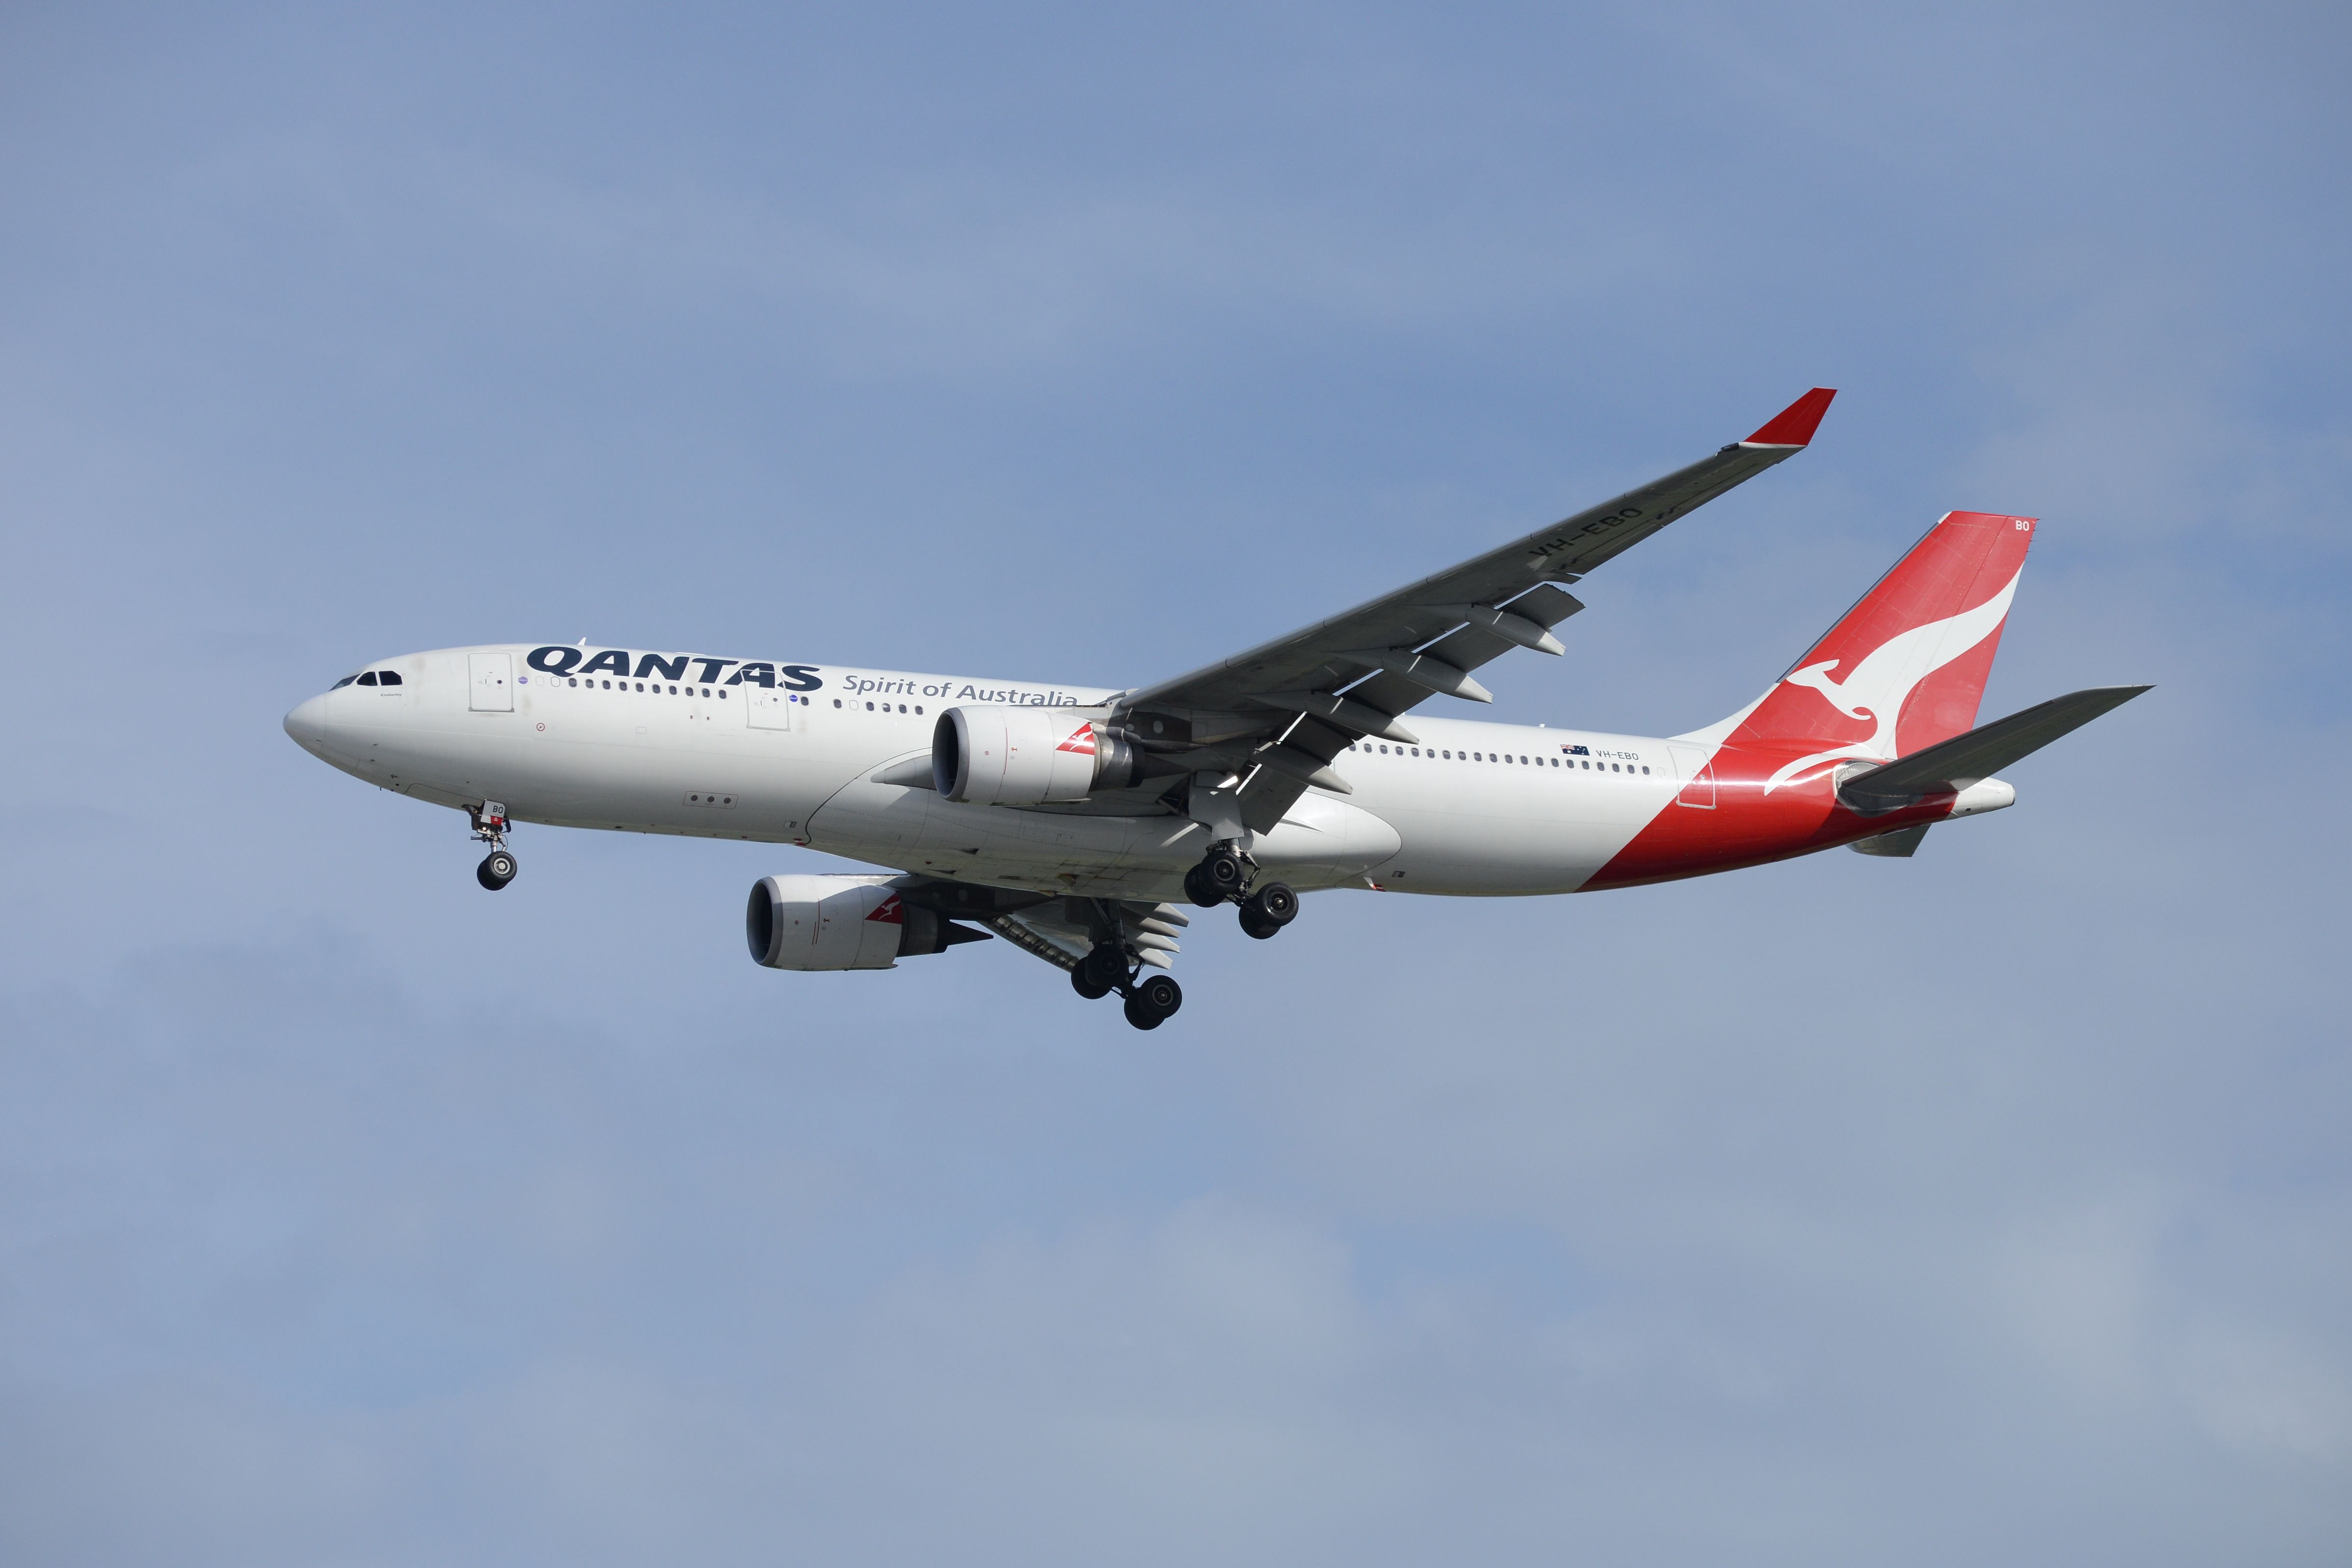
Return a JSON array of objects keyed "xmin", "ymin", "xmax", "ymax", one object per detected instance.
[{"xmin": 285, "ymin": 644, "xmax": 1690, "ymax": 901}]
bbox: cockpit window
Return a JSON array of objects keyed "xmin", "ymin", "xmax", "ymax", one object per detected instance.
[
  {"xmin": 333, "ymin": 675, "xmax": 357, "ymax": 688},
  {"xmin": 356, "ymin": 672, "xmax": 378, "ymax": 686},
  {"xmin": 377, "ymin": 670, "xmax": 403, "ymax": 686}
]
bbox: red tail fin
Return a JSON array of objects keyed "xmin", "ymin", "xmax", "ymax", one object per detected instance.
[{"xmin": 1726, "ymin": 511, "xmax": 2036, "ymax": 760}]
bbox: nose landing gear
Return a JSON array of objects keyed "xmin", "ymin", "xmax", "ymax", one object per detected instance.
[{"xmin": 469, "ymin": 801, "xmax": 517, "ymax": 891}]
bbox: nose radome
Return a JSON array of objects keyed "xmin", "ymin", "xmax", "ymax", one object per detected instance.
[{"xmin": 284, "ymin": 693, "xmax": 329, "ymax": 748}]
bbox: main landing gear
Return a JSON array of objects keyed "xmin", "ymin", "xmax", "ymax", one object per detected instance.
[
  {"xmin": 1071, "ymin": 941, "xmax": 1184, "ymax": 1030},
  {"xmin": 470, "ymin": 801, "xmax": 517, "ymax": 891},
  {"xmin": 1184, "ymin": 843, "xmax": 1299, "ymax": 942},
  {"xmin": 1238, "ymin": 882, "xmax": 1298, "ymax": 940}
]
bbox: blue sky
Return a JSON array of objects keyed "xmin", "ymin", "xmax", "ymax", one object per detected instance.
[{"xmin": 2, "ymin": 4, "xmax": 2348, "ymax": 1563}]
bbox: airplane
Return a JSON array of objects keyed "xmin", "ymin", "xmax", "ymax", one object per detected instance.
[{"xmin": 283, "ymin": 389, "xmax": 2148, "ymax": 1029}]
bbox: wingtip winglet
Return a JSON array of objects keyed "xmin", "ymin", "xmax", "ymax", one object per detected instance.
[{"xmin": 1743, "ymin": 387, "xmax": 1838, "ymax": 447}]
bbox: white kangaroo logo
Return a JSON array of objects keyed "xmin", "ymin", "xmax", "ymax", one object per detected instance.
[{"xmin": 1762, "ymin": 568, "xmax": 2020, "ymax": 792}]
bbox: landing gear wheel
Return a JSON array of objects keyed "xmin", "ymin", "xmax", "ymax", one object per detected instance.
[
  {"xmin": 476, "ymin": 850, "xmax": 517, "ymax": 891},
  {"xmin": 1239, "ymin": 882, "xmax": 1298, "ymax": 936},
  {"xmin": 1073, "ymin": 943, "xmax": 1124, "ymax": 1000},
  {"xmin": 1123, "ymin": 993, "xmax": 1163, "ymax": 1030},
  {"xmin": 1133, "ymin": 973, "xmax": 1182, "ymax": 1021},
  {"xmin": 1186, "ymin": 850, "xmax": 1249, "ymax": 907}
]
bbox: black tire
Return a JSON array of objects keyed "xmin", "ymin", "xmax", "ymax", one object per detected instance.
[
  {"xmin": 1133, "ymin": 973, "xmax": 1182, "ymax": 1020},
  {"xmin": 1248, "ymin": 881, "xmax": 1298, "ymax": 927},
  {"xmin": 1122, "ymin": 993, "xmax": 1163, "ymax": 1030},
  {"xmin": 1183, "ymin": 862, "xmax": 1224, "ymax": 908},
  {"xmin": 1071, "ymin": 964, "xmax": 1112, "ymax": 1000},
  {"xmin": 1239, "ymin": 906, "xmax": 1279, "ymax": 940},
  {"xmin": 477, "ymin": 851, "xmax": 517, "ymax": 890},
  {"xmin": 1084, "ymin": 943, "xmax": 1128, "ymax": 989}
]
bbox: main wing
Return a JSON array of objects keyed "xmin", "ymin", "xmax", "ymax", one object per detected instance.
[{"xmin": 1104, "ymin": 389, "xmax": 1838, "ymax": 832}]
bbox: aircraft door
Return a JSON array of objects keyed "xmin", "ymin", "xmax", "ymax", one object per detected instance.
[
  {"xmin": 746, "ymin": 687, "xmax": 795, "ymax": 730},
  {"xmin": 1666, "ymin": 742, "xmax": 1715, "ymax": 808},
  {"xmin": 469, "ymin": 653, "xmax": 514, "ymax": 712}
]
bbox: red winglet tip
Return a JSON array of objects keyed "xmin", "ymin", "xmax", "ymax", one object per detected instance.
[{"xmin": 1743, "ymin": 387, "xmax": 1837, "ymax": 447}]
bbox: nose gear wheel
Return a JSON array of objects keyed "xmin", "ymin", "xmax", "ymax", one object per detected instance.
[{"xmin": 468, "ymin": 802, "xmax": 516, "ymax": 890}]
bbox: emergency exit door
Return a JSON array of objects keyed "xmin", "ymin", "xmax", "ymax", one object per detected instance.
[{"xmin": 469, "ymin": 653, "xmax": 514, "ymax": 711}]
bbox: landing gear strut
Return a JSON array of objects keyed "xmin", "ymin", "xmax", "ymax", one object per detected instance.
[
  {"xmin": 470, "ymin": 801, "xmax": 517, "ymax": 891},
  {"xmin": 1071, "ymin": 940, "xmax": 1183, "ymax": 1029}
]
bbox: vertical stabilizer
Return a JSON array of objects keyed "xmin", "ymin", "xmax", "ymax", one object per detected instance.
[{"xmin": 1707, "ymin": 511, "xmax": 2036, "ymax": 769}]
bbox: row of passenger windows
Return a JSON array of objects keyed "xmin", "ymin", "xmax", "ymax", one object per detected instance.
[
  {"xmin": 563, "ymin": 678, "xmax": 730, "ymax": 697},
  {"xmin": 543, "ymin": 680, "xmax": 936, "ymax": 714},
  {"xmin": 1347, "ymin": 740, "xmax": 1649, "ymax": 774},
  {"xmin": 333, "ymin": 670, "xmax": 403, "ymax": 687}
]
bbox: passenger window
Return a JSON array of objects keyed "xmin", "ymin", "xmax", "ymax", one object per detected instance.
[
  {"xmin": 356, "ymin": 672, "xmax": 377, "ymax": 686},
  {"xmin": 833, "ymin": 699, "xmax": 842, "ymax": 708},
  {"xmin": 668, "ymin": 684, "xmax": 678, "ymax": 694},
  {"xmin": 915, "ymin": 706, "xmax": 924, "ymax": 715}
]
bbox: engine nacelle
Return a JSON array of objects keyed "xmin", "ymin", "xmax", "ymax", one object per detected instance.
[
  {"xmin": 745, "ymin": 874, "xmax": 982, "ymax": 970},
  {"xmin": 932, "ymin": 706, "xmax": 1137, "ymax": 804}
]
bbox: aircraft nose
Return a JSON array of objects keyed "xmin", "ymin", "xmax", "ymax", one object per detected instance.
[{"xmin": 284, "ymin": 693, "xmax": 330, "ymax": 749}]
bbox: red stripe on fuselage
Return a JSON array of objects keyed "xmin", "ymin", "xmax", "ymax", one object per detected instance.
[{"xmin": 1588, "ymin": 744, "xmax": 1951, "ymax": 889}]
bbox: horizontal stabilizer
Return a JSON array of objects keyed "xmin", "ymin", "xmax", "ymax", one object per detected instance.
[{"xmin": 1839, "ymin": 685, "xmax": 2151, "ymax": 813}]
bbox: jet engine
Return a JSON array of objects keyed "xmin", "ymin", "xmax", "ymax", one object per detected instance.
[
  {"xmin": 745, "ymin": 874, "xmax": 990, "ymax": 970},
  {"xmin": 932, "ymin": 706, "xmax": 1139, "ymax": 804}
]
